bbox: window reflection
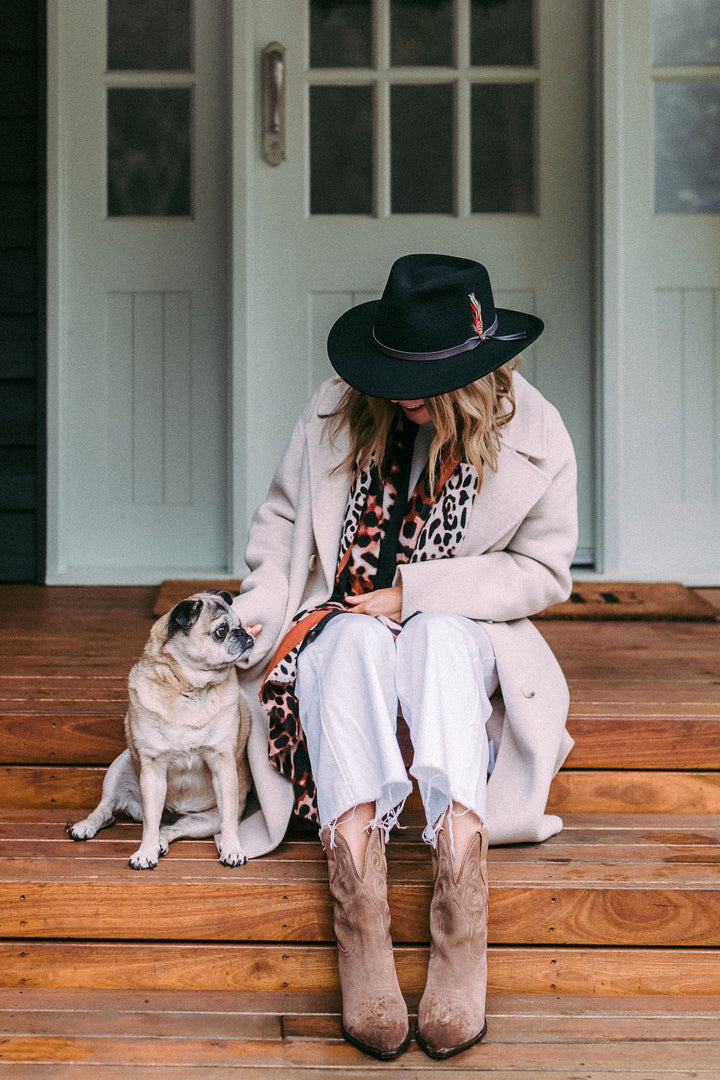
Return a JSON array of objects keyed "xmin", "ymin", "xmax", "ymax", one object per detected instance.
[
  {"xmin": 107, "ymin": 88, "xmax": 192, "ymax": 216},
  {"xmin": 472, "ymin": 83, "xmax": 535, "ymax": 212},
  {"xmin": 390, "ymin": 0, "xmax": 454, "ymax": 66},
  {"xmin": 310, "ymin": 0, "xmax": 373, "ymax": 67},
  {"xmin": 391, "ymin": 84, "xmax": 454, "ymax": 212},
  {"xmin": 471, "ymin": 0, "xmax": 535, "ymax": 67},
  {"xmin": 108, "ymin": 0, "xmax": 193, "ymax": 71},
  {"xmin": 310, "ymin": 86, "xmax": 374, "ymax": 213},
  {"xmin": 655, "ymin": 81, "xmax": 720, "ymax": 212},
  {"xmin": 653, "ymin": 0, "xmax": 720, "ymax": 65}
]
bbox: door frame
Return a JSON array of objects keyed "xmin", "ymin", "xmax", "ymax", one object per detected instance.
[
  {"xmin": 598, "ymin": 0, "xmax": 622, "ymax": 580},
  {"xmin": 45, "ymin": 0, "xmax": 62, "ymax": 583}
]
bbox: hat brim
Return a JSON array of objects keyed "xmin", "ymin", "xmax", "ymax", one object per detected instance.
[{"xmin": 327, "ymin": 300, "xmax": 543, "ymax": 399}]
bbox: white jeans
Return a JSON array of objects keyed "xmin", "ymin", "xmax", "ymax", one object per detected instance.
[{"xmin": 295, "ymin": 611, "xmax": 498, "ymax": 846}]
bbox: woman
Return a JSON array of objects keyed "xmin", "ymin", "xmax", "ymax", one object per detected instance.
[{"xmin": 232, "ymin": 254, "xmax": 577, "ymax": 1061}]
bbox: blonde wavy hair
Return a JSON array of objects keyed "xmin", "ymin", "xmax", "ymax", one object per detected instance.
[{"xmin": 326, "ymin": 360, "xmax": 518, "ymax": 493}]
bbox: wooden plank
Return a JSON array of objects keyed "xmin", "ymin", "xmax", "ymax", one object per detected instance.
[
  {"xmin": 2, "ymin": 876, "xmax": 720, "ymax": 946},
  {"xmin": 4, "ymin": 832, "xmax": 720, "ymax": 865},
  {"xmin": 2, "ymin": 808, "xmax": 720, "ymax": 856},
  {"xmin": 0, "ymin": 1071, "xmax": 712, "ymax": 1080},
  {"xmin": 1, "ymin": 942, "xmax": 719, "ymax": 996},
  {"xmin": 0, "ymin": 988, "xmax": 719, "ymax": 1019},
  {"xmin": 0, "ymin": 766, "xmax": 106, "ymax": 808},
  {"xmin": 567, "ymin": 681, "xmax": 720, "ymax": 702},
  {"xmin": 546, "ymin": 771, "xmax": 720, "ymax": 815},
  {"xmin": 0, "ymin": 1070, "xmax": 711, "ymax": 1080},
  {"xmin": 6, "ymin": 847, "xmax": 720, "ymax": 885},
  {"xmin": 0, "ymin": 1033, "xmax": 719, "ymax": 1070},
  {"xmin": 563, "ymin": 715, "xmax": 720, "ymax": 769},
  {"xmin": 4, "ymin": 710, "xmax": 720, "ymax": 767},
  {"xmin": 5, "ymin": 1002, "xmax": 720, "ymax": 1045},
  {"xmin": 2, "ymin": 808, "xmax": 720, "ymax": 846},
  {"xmin": 0, "ymin": 1010, "xmax": 281, "ymax": 1040},
  {"xmin": 0, "ymin": 988, "xmax": 345, "ymax": 1014},
  {"xmin": 0, "ymin": 717, "xmax": 126, "ymax": 764},
  {"xmin": 282, "ymin": 1008, "xmax": 720, "ymax": 1042},
  {"xmin": 4, "ymin": 765, "xmax": 720, "ymax": 813},
  {"xmin": 3, "ymin": 806, "xmax": 720, "ymax": 833}
]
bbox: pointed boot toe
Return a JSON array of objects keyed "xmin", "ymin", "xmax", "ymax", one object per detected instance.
[
  {"xmin": 324, "ymin": 827, "xmax": 410, "ymax": 1060},
  {"xmin": 342, "ymin": 995, "xmax": 412, "ymax": 1060},
  {"xmin": 416, "ymin": 994, "xmax": 487, "ymax": 1059},
  {"xmin": 417, "ymin": 826, "xmax": 489, "ymax": 1059}
]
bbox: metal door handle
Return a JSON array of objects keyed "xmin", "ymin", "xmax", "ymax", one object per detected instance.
[{"xmin": 262, "ymin": 43, "xmax": 286, "ymax": 166}]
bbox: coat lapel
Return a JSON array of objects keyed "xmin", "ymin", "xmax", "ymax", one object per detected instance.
[
  {"xmin": 461, "ymin": 374, "xmax": 551, "ymax": 554},
  {"xmin": 463, "ymin": 448, "xmax": 550, "ymax": 555}
]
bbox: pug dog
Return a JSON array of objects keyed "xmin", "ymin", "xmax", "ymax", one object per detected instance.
[{"xmin": 67, "ymin": 591, "xmax": 259, "ymax": 870}]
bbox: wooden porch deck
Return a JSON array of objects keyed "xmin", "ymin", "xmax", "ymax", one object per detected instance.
[{"xmin": 0, "ymin": 585, "xmax": 719, "ymax": 1076}]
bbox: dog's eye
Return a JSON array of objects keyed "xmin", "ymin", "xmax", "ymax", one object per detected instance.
[{"xmin": 213, "ymin": 624, "xmax": 229, "ymax": 641}]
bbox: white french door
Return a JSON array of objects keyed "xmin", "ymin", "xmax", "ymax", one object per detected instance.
[
  {"xmin": 233, "ymin": 0, "xmax": 596, "ymax": 569},
  {"xmin": 602, "ymin": 0, "xmax": 720, "ymax": 583},
  {"xmin": 47, "ymin": 0, "xmax": 230, "ymax": 583}
]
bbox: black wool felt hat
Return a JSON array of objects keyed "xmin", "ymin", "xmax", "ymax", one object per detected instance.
[{"xmin": 327, "ymin": 253, "xmax": 543, "ymax": 399}]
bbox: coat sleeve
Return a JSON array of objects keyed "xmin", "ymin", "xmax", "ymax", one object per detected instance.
[
  {"xmin": 231, "ymin": 390, "xmax": 320, "ymax": 668},
  {"xmin": 395, "ymin": 412, "xmax": 578, "ymax": 623}
]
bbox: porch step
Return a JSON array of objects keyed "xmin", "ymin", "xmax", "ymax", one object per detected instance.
[
  {"xmin": 2, "ymin": 591, "xmax": 720, "ymax": 816},
  {"xmin": 2, "ymin": 765, "xmax": 720, "ymax": 814},
  {"xmin": 3, "ymin": 679, "xmax": 720, "ymax": 767},
  {"xmin": 0, "ymin": 809, "xmax": 719, "ymax": 996},
  {"xmin": 1, "ymin": 587, "xmax": 720, "ymax": 1072},
  {"xmin": 0, "ymin": 990, "xmax": 718, "ymax": 1076}
]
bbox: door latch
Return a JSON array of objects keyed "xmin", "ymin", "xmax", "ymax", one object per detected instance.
[{"xmin": 261, "ymin": 42, "xmax": 286, "ymax": 166}]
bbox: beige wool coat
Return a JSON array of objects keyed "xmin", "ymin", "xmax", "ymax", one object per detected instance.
[{"xmin": 232, "ymin": 373, "xmax": 578, "ymax": 857}]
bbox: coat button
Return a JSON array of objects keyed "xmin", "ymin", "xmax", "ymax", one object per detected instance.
[
  {"xmin": 308, "ymin": 554, "xmax": 317, "ymax": 571},
  {"xmin": 521, "ymin": 686, "xmax": 536, "ymax": 699}
]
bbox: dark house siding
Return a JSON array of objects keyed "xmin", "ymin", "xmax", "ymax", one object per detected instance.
[{"xmin": 0, "ymin": 0, "xmax": 46, "ymax": 581}]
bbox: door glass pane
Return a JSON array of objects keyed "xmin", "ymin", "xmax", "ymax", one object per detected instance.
[
  {"xmin": 390, "ymin": 0, "xmax": 454, "ymax": 66},
  {"xmin": 310, "ymin": 0, "xmax": 373, "ymax": 67},
  {"xmin": 107, "ymin": 88, "xmax": 192, "ymax": 216},
  {"xmin": 310, "ymin": 85, "xmax": 373, "ymax": 213},
  {"xmin": 653, "ymin": 0, "xmax": 720, "ymax": 65},
  {"xmin": 391, "ymin": 84, "xmax": 453, "ymax": 212},
  {"xmin": 471, "ymin": 83, "xmax": 535, "ymax": 212},
  {"xmin": 471, "ymin": 0, "xmax": 535, "ymax": 66},
  {"xmin": 108, "ymin": 0, "xmax": 192, "ymax": 71},
  {"xmin": 655, "ymin": 81, "xmax": 720, "ymax": 212}
]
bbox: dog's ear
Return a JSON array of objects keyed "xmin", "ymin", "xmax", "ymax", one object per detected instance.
[
  {"xmin": 168, "ymin": 598, "xmax": 204, "ymax": 637},
  {"xmin": 205, "ymin": 588, "xmax": 236, "ymax": 606}
]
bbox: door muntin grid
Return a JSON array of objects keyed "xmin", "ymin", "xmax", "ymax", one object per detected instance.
[{"xmin": 308, "ymin": 0, "xmax": 537, "ymax": 216}]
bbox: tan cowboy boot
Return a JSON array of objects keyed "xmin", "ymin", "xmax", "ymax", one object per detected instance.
[
  {"xmin": 323, "ymin": 826, "xmax": 410, "ymax": 1060},
  {"xmin": 417, "ymin": 824, "xmax": 489, "ymax": 1059}
]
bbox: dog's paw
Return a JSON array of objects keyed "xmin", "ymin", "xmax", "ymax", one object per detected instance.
[
  {"xmin": 128, "ymin": 846, "xmax": 160, "ymax": 870},
  {"xmin": 158, "ymin": 833, "xmax": 170, "ymax": 857},
  {"xmin": 66, "ymin": 819, "xmax": 95, "ymax": 841},
  {"xmin": 218, "ymin": 846, "xmax": 247, "ymax": 868}
]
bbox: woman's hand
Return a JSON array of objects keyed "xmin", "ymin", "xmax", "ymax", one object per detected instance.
[{"xmin": 344, "ymin": 587, "xmax": 403, "ymax": 621}]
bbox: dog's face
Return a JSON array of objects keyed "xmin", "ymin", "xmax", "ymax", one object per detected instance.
[{"xmin": 164, "ymin": 592, "xmax": 255, "ymax": 672}]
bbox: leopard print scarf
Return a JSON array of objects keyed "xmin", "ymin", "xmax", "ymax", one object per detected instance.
[{"xmin": 261, "ymin": 423, "xmax": 478, "ymax": 824}]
